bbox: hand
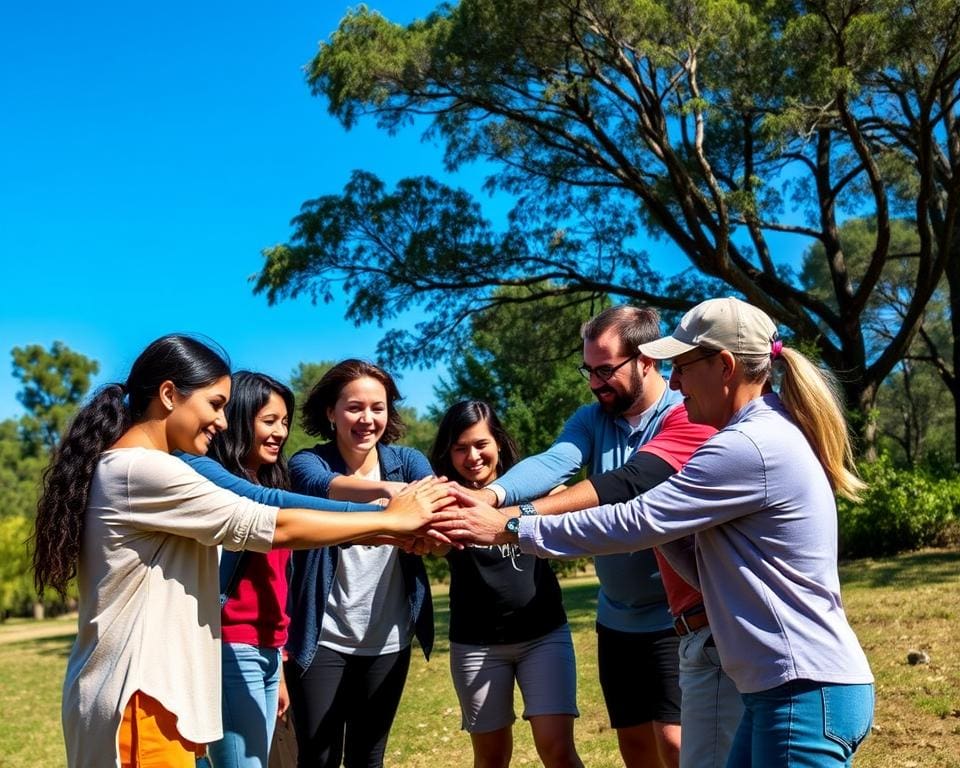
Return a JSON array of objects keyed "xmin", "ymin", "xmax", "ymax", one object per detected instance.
[
  {"xmin": 449, "ymin": 481, "xmax": 500, "ymax": 507},
  {"xmin": 429, "ymin": 487, "xmax": 515, "ymax": 546},
  {"xmin": 277, "ymin": 675, "xmax": 290, "ymax": 719},
  {"xmin": 384, "ymin": 476, "xmax": 454, "ymax": 533},
  {"xmin": 380, "ymin": 481, "xmax": 408, "ymax": 499}
]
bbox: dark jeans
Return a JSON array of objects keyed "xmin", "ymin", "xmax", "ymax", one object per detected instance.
[{"xmin": 285, "ymin": 645, "xmax": 411, "ymax": 768}]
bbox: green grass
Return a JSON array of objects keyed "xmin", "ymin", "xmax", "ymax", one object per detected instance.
[{"xmin": 2, "ymin": 553, "xmax": 960, "ymax": 767}]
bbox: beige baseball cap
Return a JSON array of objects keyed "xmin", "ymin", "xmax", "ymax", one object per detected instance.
[{"xmin": 639, "ymin": 297, "xmax": 779, "ymax": 359}]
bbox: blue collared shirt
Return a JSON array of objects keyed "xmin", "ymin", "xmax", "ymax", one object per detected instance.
[{"xmin": 494, "ymin": 383, "xmax": 683, "ymax": 632}]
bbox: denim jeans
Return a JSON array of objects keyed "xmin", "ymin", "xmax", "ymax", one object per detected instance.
[
  {"xmin": 206, "ymin": 643, "xmax": 282, "ymax": 768},
  {"xmin": 726, "ymin": 679, "xmax": 874, "ymax": 767},
  {"xmin": 678, "ymin": 626, "xmax": 743, "ymax": 768}
]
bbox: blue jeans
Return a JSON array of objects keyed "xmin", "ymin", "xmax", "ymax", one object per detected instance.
[
  {"xmin": 726, "ymin": 679, "xmax": 874, "ymax": 767},
  {"xmin": 678, "ymin": 626, "xmax": 742, "ymax": 768},
  {"xmin": 206, "ymin": 643, "xmax": 282, "ymax": 768}
]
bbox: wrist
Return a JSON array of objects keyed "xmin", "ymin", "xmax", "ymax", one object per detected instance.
[
  {"xmin": 503, "ymin": 516, "xmax": 521, "ymax": 544},
  {"xmin": 518, "ymin": 501, "xmax": 537, "ymax": 516}
]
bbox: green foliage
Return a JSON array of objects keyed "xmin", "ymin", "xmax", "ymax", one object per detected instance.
[
  {"xmin": 801, "ymin": 216, "xmax": 955, "ymax": 463},
  {"xmin": 3, "ymin": 343, "xmax": 98, "ymax": 617},
  {"xmin": 397, "ymin": 406, "xmax": 436, "ymax": 456},
  {"xmin": 11, "ymin": 342, "xmax": 99, "ymax": 455},
  {"xmin": 430, "ymin": 286, "xmax": 599, "ymax": 455},
  {"xmin": 0, "ymin": 515, "xmax": 35, "ymax": 619},
  {"xmin": 259, "ymin": 0, "xmax": 960, "ymax": 456},
  {"xmin": 876, "ymin": 360, "xmax": 955, "ymax": 467},
  {"xmin": 284, "ymin": 361, "xmax": 334, "ymax": 457},
  {"xmin": 422, "ymin": 553, "xmax": 450, "ymax": 584},
  {"xmin": 838, "ymin": 455, "xmax": 960, "ymax": 558},
  {"xmin": 0, "ymin": 419, "xmax": 45, "ymax": 522}
]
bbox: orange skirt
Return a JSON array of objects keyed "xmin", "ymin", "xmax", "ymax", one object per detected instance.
[{"xmin": 118, "ymin": 690, "xmax": 205, "ymax": 768}]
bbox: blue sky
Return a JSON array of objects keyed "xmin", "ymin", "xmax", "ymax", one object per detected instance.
[
  {"xmin": 0, "ymin": 0, "xmax": 466, "ymax": 420},
  {"xmin": 1, "ymin": 1, "xmax": 813, "ymax": 424}
]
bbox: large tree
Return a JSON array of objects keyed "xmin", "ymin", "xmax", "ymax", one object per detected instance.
[
  {"xmin": 12, "ymin": 341, "xmax": 99, "ymax": 455},
  {"xmin": 802, "ymin": 216, "xmax": 955, "ymax": 461},
  {"xmin": 430, "ymin": 285, "xmax": 598, "ymax": 454},
  {"xmin": 256, "ymin": 0, "xmax": 960, "ymax": 453},
  {"xmin": 6, "ymin": 342, "xmax": 97, "ymax": 616}
]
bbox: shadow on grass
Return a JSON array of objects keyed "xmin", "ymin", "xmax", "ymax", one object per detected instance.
[
  {"xmin": 8, "ymin": 633, "xmax": 75, "ymax": 658},
  {"xmin": 840, "ymin": 549, "xmax": 960, "ymax": 589}
]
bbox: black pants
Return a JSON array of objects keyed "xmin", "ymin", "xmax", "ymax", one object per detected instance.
[{"xmin": 285, "ymin": 645, "xmax": 411, "ymax": 768}]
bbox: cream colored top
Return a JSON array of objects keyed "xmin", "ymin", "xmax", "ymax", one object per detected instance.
[{"xmin": 62, "ymin": 448, "xmax": 278, "ymax": 768}]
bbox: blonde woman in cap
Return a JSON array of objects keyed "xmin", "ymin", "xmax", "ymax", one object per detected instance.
[{"xmin": 433, "ymin": 297, "xmax": 874, "ymax": 767}]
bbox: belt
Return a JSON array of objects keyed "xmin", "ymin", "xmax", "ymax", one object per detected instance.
[{"xmin": 673, "ymin": 605, "xmax": 709, "ymax": 636}]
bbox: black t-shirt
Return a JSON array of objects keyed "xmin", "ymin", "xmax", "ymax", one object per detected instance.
[{"xmin": 446, "ymin": 545, "xmax": 567, "ymax": 645}]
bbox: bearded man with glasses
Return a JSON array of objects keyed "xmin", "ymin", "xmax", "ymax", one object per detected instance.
[{"xmin": 462, "ymin": 305, "xmax": 741, "ymax": 768}]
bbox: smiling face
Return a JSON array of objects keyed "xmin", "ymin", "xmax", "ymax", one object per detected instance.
[
  {"xmin": 669, "ymin": 347, "xmax": 726, "ymax": 427},
  {"xmin": 582, "ymin": 328, "xmax": 644, "ymax": 416},
  {"xmin": 166, "ymin": 375, "xmax": 231, "ymax": 455},
  {"xmin": 328, "ymin": 376, "xmax": 388, "ymax": 457},
  {"xmin": 450, "ymin": 419, "xmax": 500, "ymax": 488},
  {"xmin": 245, "ymin": 390, "xmax": 290, "ymax": 473}
]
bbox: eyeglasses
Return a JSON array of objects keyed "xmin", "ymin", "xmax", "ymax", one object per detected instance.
[
  {"xmin": 578, "ymin": 353, "xmax": 640, "ymax": 382},
  {"xmin": 671, "ymin": 349, "xmax": 721, "ymax": 376}
]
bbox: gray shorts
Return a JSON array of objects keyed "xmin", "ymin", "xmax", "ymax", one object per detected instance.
[{"xmin": 449, "ymin": 624, "xmax": 580, "ymax": 734}]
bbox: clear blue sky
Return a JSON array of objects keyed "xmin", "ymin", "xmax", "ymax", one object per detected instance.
[
  {"xmin": 1, "ymin": 1, "xmax": 811, "ymax": 423},
  {"xmin": 0, "ymin": 0, "xmax": 467, "ymax": 420}
]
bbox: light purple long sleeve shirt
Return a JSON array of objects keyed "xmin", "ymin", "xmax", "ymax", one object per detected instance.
[{"xmin": 518, "ymin": 393, "xmax": 873, "ymax": 694}]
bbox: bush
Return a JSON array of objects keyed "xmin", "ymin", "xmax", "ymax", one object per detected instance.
[{"xmin": 837, "ymin": 455, "xmax": 960, "ymax": 557}]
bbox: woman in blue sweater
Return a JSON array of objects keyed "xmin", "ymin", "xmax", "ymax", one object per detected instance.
[{"xmin": 284, "ymin": 359, "xmax": 434, "ymax": 768}]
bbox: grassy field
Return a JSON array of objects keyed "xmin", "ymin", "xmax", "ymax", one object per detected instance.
[{"xmin": 1, "ymin": 550, "xmax": 958, "ymax": 767}]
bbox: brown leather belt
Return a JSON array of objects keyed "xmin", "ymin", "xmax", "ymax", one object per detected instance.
[{"xmin": 673, "ymin": 605, "xmax": 709, "ymax": 636}]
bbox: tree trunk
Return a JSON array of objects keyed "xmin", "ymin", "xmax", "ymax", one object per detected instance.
[
  {"xmin": 947, "ymin": 244, "xmax": 960, "ymax": 464},
  {"xmin": 845, "ymin": 381, "xmax": 880, "ymax": 462}
]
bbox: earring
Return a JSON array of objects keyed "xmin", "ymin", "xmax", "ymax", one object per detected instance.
[{"xmin": 329, "ymin": 420, "xmax": 336, "ymax": 433}]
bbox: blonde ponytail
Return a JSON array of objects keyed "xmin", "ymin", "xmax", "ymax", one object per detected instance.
[{"xmin": 776, "ymin": 347, "xmax": 865, "ymax": 501}]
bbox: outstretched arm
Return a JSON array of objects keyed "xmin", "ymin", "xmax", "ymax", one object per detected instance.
[
  {"xmin": 497, "ymin": 451, "xmax": 678, "ymax": 518},
  {"xmin": 274, "ymin": 478, "xmax": 453, "ymax": 548}
]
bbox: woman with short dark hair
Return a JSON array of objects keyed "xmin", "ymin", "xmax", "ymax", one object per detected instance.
[{"xmin": 284, "ymin": 359, "xmax": 435, "ymax": 768}]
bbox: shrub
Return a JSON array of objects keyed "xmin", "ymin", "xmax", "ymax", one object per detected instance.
[{"xmin": 837, "ymin": 455, "xmax": 960, "ymax": 557}]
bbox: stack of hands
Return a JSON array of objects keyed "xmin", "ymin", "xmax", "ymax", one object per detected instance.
[{"xmin": 374, "ymin": 478, "xmax": 517, "ymax": 553}]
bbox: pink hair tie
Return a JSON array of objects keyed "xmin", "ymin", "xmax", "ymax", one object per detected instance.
[{"xmin": 770, "ymin": 339, "xmax": 783, "ymax": 359}]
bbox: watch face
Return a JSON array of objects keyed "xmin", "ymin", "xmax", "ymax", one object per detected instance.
[{"xmin": 505, "ymin": 517, "xmax": 521, "ymax": 534}]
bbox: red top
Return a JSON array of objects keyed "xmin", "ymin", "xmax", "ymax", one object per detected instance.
[
  {"xmin": 221, "ymin": 548, "xmax": 291, "ymax": 648},
  {"xmin": 640, "ymin": 404, "xmax": 717, "ymax": 617}
]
